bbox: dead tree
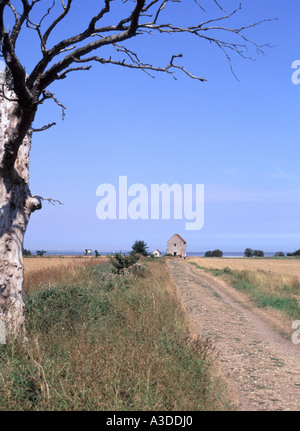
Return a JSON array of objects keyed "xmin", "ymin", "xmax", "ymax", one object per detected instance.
[{"xmin": 0, "ymin": 0, "xmax": 273, "ymax": 339}]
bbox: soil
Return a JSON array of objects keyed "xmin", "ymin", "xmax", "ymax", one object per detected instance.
[{"xmin": 167, "ymin": 260, "xmax": 300, "ymax": 411}]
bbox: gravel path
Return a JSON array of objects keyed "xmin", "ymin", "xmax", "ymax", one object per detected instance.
[{"xmin": 167, "ymin": 260, "xmax": 300, "ymax": 411}]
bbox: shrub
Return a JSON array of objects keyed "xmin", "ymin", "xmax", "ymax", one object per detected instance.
[
  {"xmin": 36, "ymin": 250, "xmax": 47, "ymax": 257},
  {"xmin": 110, "ymin": 252, "xmax": 140, "ymax": 274}
]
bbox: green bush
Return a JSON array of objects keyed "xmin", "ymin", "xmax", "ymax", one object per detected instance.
[{"xmin": 110, "ymin": 252, "xmax": 139, "ymax": 274}]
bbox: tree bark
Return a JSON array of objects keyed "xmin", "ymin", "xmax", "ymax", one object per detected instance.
[{"xmin": 0, "ymin": 76, "xmax": 41, "ymax": 340}]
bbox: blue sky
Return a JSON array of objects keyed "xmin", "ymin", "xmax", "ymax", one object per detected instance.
[{"xmin": 17, "ymin": 0, "xmax": 300, "ymax": 253}]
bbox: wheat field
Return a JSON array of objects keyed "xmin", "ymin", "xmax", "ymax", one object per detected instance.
[
  {"xmin": 23, "ymin": 256, "xmax": 107, "ymax": 273},
  {"xmin": 23, "ymin": 256, "xmax": 108, "ymax": 294},
  {"xmin": 188, "ymin": 257, "xmax": 300, "ymax": 280}
]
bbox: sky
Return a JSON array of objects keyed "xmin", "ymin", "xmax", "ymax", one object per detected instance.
[{"xmin": 10, "ymin": 0, "xmax": 300, "ymax": 253}]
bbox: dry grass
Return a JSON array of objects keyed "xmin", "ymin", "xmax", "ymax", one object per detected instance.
[
  {"xmin": 23, "ymin": 256, "xmax": 108, "ymax": 273},
  {"xmin": 23, "ymin": 257, "xmax": 108, "ymax": 294},
  {"xmin": 188, "ymin": 257, "xmax": 300, "ymax": 280}
]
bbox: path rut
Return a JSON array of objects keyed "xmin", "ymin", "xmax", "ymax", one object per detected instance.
[{"xmin": 167, "ymin": 260, "xmax": 300, "ymax": 411}]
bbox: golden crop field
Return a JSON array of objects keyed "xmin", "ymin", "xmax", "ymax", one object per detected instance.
[
  {"xmin": 23, "ymin": 256, "xmax": 108, "ymax": 293},
  {"xmin": 188, "ymin": 257, "xmax": 300, "ymax": 280},
  {"xmin": 23, "ymin": 256, "xmax": 106, "ymax": 274}
]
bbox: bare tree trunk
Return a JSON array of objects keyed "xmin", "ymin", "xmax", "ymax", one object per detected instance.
[{"xmin": 0, "ymin": 78, "xmax": 41, "ymax": 340}]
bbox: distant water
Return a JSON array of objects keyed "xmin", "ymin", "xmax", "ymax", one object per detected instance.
[{"xmin": 37, "ymin": 250, "xmax": 278, "ymax": 257}]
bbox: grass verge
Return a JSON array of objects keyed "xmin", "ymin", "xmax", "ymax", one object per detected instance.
[
  {"xmin": 0, "ymin": 260, "xmax": 231, "ymax": 411},
  {"xmin": 189, "ymin": 262, "xmax": 300, "ymax": 319}
]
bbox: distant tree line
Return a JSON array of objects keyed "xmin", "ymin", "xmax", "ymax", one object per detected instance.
[
  {"xmin": 244, "ymin": 248, "xmax": 300, "ymax": 258},
  {"xmin": 244, "ymin": 248, "xmax": 264, "ymax": 258},
  {"xmin": 287, "ymin": 249, "xmax": 300, "ymax": 257},
  {"xmin": 22, "ymin": 249, "xmax": 47, "ymax": 257}
]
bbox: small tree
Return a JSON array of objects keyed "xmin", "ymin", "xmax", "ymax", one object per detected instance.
[
  {"xmin": 110, "ymin": 252, "xmax": 139, "ymax": 274},
  {"xmin": 131, "ymin": 240, "xmax": 149, "ymax": 257},
  {"xmin": 36, "ymin": 250, "xmax": 47, "ymax": 257},
  {"xmin": 244, "ymin": 248, "xmax": 254, "ymax": 258},
  {"xmin": 253, "ymin": 250, "xmax": 264, "ymax": 257},
  {"xmin": 95, "ymin": 250, "xmax": 100, "ymax": 257},
  {"xmin": 275, "ymin": 251, "xmax": 285, "ymax": 257},
  {"xmin": 22, "ymin": 248, "xmax": 32, "ymax": 256}
]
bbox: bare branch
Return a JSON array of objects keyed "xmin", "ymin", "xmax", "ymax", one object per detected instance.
[
  {"xmin": 10, "ymin": 0, "xmax": 40, "ymax": 47},
  {"xmin": 30, "ymin": 122, "xmax": 56, "ymax": 133},
  {"xmin": 38, "ymin": 90, "xmax": 66, "ymax": 120},
  {"xmin": 43, "ymin": 0, "xmax": 72, "ymax": 46},
  {"xmin": 73, "ymin": 51, "xmax": 206, "ymax": 82},
  {"xmin": 1, "ymin": 0, "xmax": 275, "ymax": 120},
  {"xmin": 56, "ymin": 65, "xmax": 92, "ymax": 80},
  {"xmin": 7, "ymin": 2, "xmax": 18, "ymax": 24},
  {"xmin": 87, "ymin": 0, "xmax": 112, "ymax": 32},
  {"xmin": 32, "ymin": 195, "xmax": 63, "ymax": 206}
]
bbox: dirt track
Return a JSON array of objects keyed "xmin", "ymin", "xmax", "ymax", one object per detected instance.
[{"xmin": 167, "ymin": 260, "xmax": 300, "ymax": 411}]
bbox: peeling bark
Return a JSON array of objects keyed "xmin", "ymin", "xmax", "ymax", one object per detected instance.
[{"xmin": 0, "ymin": 76, "xmax": 41, "ymax": 340}]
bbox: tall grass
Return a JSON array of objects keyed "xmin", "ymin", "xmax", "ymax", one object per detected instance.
[
  {"xmin": 0, "ymin": 260, "xmax": 231, "ymax": 411},
  {"xmin": 190, "ymin": 262, "xmax": 300, "ymax": 319},
  {"xmin": 23, "ymin": 258, "xmax": 104, "ymax": 295}
]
